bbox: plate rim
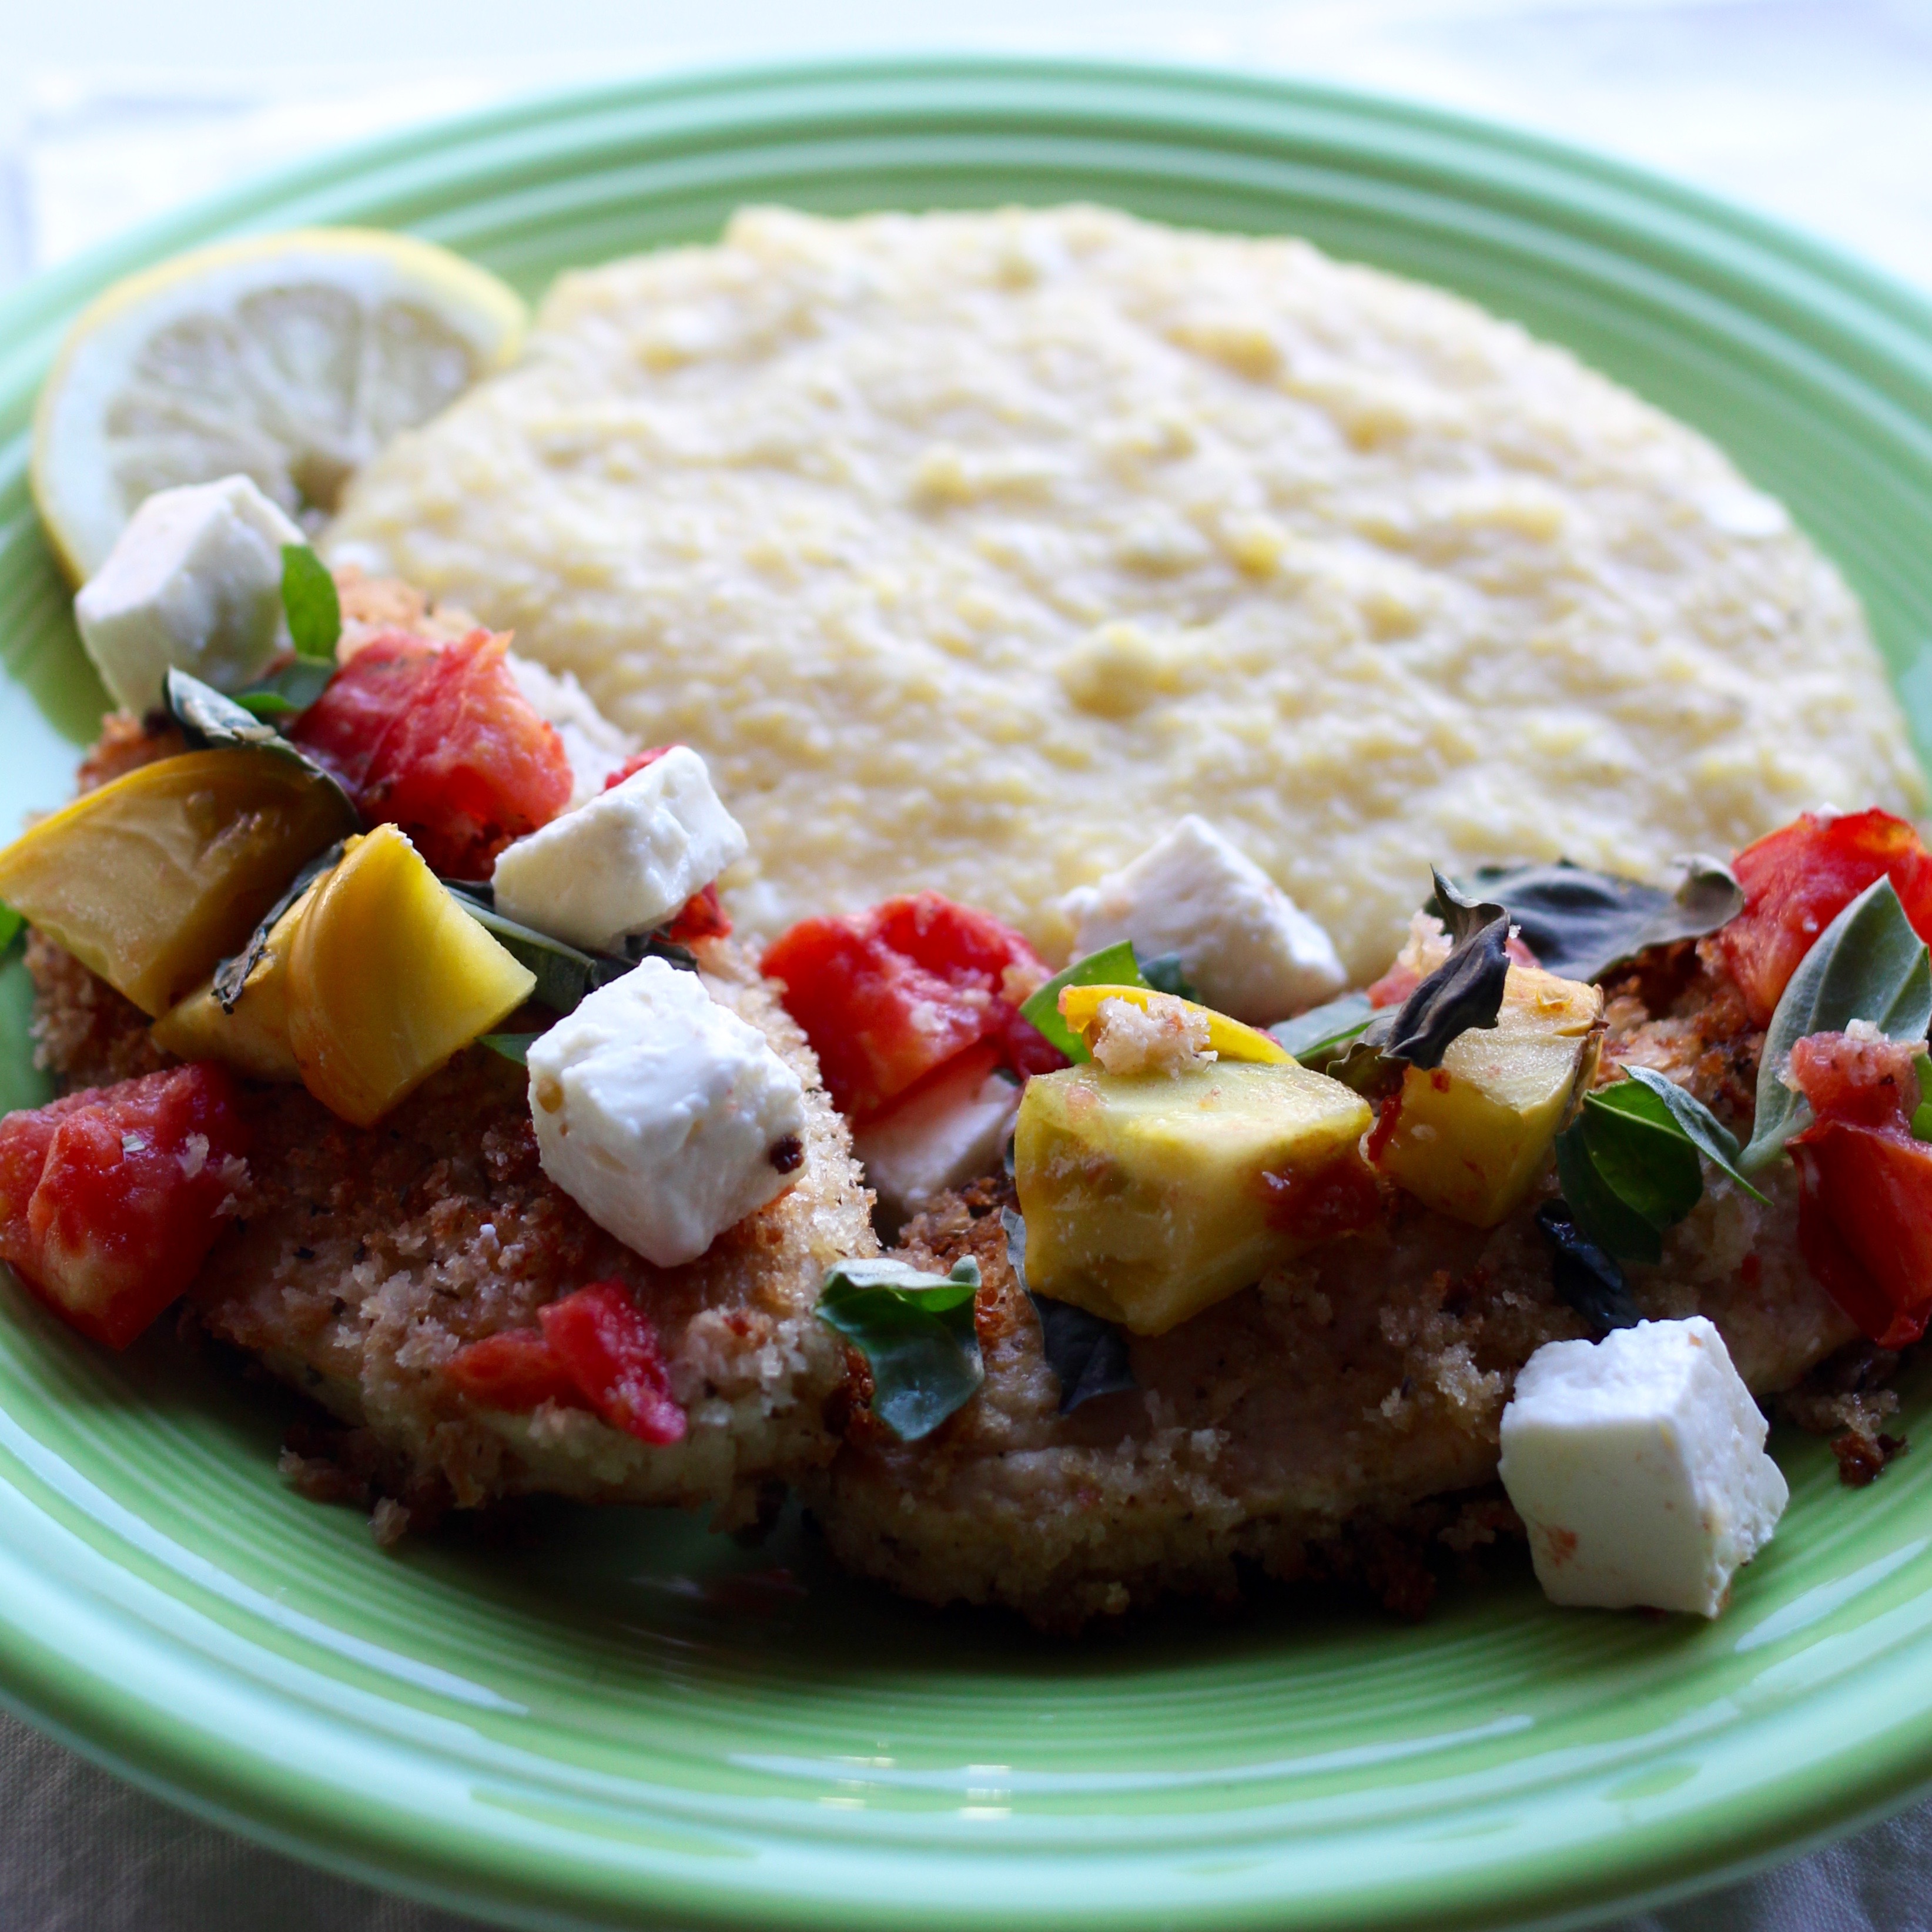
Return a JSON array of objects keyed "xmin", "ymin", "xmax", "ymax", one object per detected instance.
[{"xmin": 5, "ymin": 49, "xmax": 1932, "ymax": 1932}]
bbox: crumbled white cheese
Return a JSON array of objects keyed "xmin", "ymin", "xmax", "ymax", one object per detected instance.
[
  {"xmin": 527, "ymin": 959, "xmax": 807, "ymax": 1267},
  {"xmin": 1087, "ymin": 993, "xmax": 1215, "ymax": 1077},
  {"xmin": 1498, "ymin": 1316, "xmax": 1788, "ymax": 1618},
  {"xmin": 853, "ymin": 1053, "xmax": 1022, "ymax": 1223},
  {"xmin": 1059, "ymin": 815, "xmax": 1345, "ymax": 1026},
  {"xmin": 74, "ymin": 475, "xmax": 304, "ymax": 714},
  {"xmin": 492, "ymin": 745, "xmax": 747, "ymax": 951},
  {"xmin": 505, "ymin": 653, "xmax": 638, "ymax": 808}
]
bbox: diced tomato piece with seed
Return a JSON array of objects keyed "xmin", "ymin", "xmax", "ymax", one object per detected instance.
[
  {"xmin": 292, "ymin": 630, "xmax": 572, "ymax": 877},
  {"xmin": 0, "ymin": 1063, "xmax": 247, "ymax": 1350},
  {"xmin": 443, "ymin": 1328, "xmax": 585, "ymax": 1412},
  {"xmin": 538, "ymin": 1281, "xmax": 685, "ymax": 1446},
  {"xmin": 1789, "ymin": 1029, "xmax": 1932, "ymax": 1348},
  {"xmin": 762, "ymin": 891, "xmax": 1060, "ymax": 1120},
  {"xmin": 1719, "ymin": 811, "xmax": 1932, "ymax": 1026},
  {"xmin": 1258, "ymin": 1149, "xmax": 1382, "ymax": 1241}
]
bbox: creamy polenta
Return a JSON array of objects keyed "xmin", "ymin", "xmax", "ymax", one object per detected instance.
[{"xmin": 326, "ymin": 205, "xmax": 1922, "ymax": 979}]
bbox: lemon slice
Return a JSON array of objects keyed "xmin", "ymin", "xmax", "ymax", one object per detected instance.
[{"xmin": 32, "ymin": 228, "xmax": 528, "ymax": 584}]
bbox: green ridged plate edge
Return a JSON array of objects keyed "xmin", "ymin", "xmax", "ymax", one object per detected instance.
[{"xmin": 4, "ymin": 53, "xmax": 1932, "ymax": 1932}]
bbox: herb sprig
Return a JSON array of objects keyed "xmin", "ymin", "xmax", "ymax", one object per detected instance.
[{"xmin": 1003, "ymin": 1206, "xmax": 1135, "ymax": 1413}]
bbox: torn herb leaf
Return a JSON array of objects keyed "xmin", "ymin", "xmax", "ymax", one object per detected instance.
[
  {"xmin": 164, "ymin": 668, "xmax": 360, "ymax": 825},
  {"xmin": 1004, "ymin": 1206, "xmax": 1135, "ymax": 1413},
  {"xmin": 232, "ymin": 655, "xmax": 336, "ymax": 719},
  {"xmin": 1618, "ymin": 1064, "xmax": 1766, "ymax": 1203},
  {"xmin": 1270, "ymin": 991, "xmax": 1375, "ymax": 1064},
  {"xmin": 281, "ymin": 544, "xmax": 343, "ymax": 660},
  {"xmin": 1914, "ymin": 1056, "xmax": 1932, "ymax": 1144},
  {"xmin": 1536, "ymin": 1199, "xmax": 1639, "ymax": 1336},
  {"xmin": 1385, "ymin": 870, "xmax": 1509, "ymax": 1070},
  {"xmin": 0, "ymin": 902, "xmax": 21, "ymax": 960},
  {"xmin": 1555, "ymin": 1123, "xmax": 1666, "ymax": 1265},
  {"xmin": 211, "ymin": 841, "xmax": 344, "ymax": 1012},
  {"xmin": 481, "ymin": 1032, "xmax": 541, "ymax": 1066},
  {"xmin": 1019, "ymin": 940, "xmax": 1144, "ymax": 1062},
  {"xmin": 1136, "ymin": 952, "xmax": 1197, "ymax": 1001},
  {"xmin": 816, "ymin": 1256, "xmax": 983, "ymax": 1441},
  {"xmin": 444, "ymin": 889, "xmax": 649, "ymax": 1013},
  {"xmin": 1741, "ymin": 877, "xmax": 1932, "ymax": 1173},
  {"xmin": 1446, "ymin": 858, "xmax": 1743, "ymax": 985}
]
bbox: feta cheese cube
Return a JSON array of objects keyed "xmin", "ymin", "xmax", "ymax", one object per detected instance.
[
  {"xmin": 505, "ymin": 654, "xmax": 638, "ymax": 808},
  {"xmin": 492, "ymin": 746, "xmax": 747, "ymax": 952},
  {"xmin": 74, "ymin": 476, "xmax": 304, "ymax": 714},
  {"xmin": 853, "ymin": 1049, "xmax": 1022, "ymax": 1224},
  {"xmin": 1498, "ymin": 1317, "xmax": 1788, "ymax": 1618},
  {"xmin": 1058, "ymin": 816, "xmax": 1345, "ymax": 1026},
  {"xmin": 527, "ymin": 958, "xmax": 807, "ymax": 1267}
]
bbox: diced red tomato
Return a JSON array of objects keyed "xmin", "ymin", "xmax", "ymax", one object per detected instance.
[
  {"xmin": 762, "ymin": 891, "xmax": 1061, "ymax": 1120},
  {"xmin": 291, "ymin": 630, "xmax": 572, "ymax": 878},
  {"xmin": 0, "ymin": 1064, "xmax": 247, "ymax": 1350},
  {"xmin": 1719, "ymin": 811, "xmax": 1932, "ymax": 1026},
  {"xmin": 539, "ymin": 1281, "xmax": 685, "ymax": 1445},
  {"xmin": 444, "ymin": 1281, "xmax": 685, "ymax": 1444},
  {"xmin": 601, "ymin": 748, "xmax": 734, "ymax": 941},
  {"xmin": 442, "ymin": 1328, "xmax": 585, "ymax": 1412},
  {"xmin": 1789, "ymin": 1029, "xmax": 1932, "ymax": 1348}
]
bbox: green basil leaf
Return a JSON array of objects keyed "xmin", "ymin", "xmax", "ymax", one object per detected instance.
[
  {"xmin": 1535, "ymin": 1199, "xmax": 1640, "ymax": 1335},
  {"xmin": 1136, "ymin": 950, "xmax": 1197, "ymax": 1000},
  {"xmin": 1914, "ymin": 1054, "xmax": 1932, "ymax": 1144},
  {"xmin": 1450, "ymin": 857, "xmax": 1743, "ymax": 984},
  {"xmin": 444, "ymin": 888, "xmax": 647, "ymax": 1013},
  {"xmin": 1577, "ymin": 1083, "xmax": 1705, "ymax": 1233},
  {"xmin": 0, "ymin": 902, "xmax": 21, "ymax": 960},
  {"xmin": 816, "ymin": 1257, "xmax": 983, "ymax": 1441},
  {"xmin": 212, "ymin": 841, "xmax": 346, "ymax": 1012},
  {"xmin": 1385, "ymin": 870, "xmax": 1509, "ymax": 1070},
  {"xmin": 480, "ymin": 1032, "xmax": 541, "ymax": 1066},
  {"xmin": 1555, "ymin": 1123, "xmax": 1665, "ymax": 1265},
  {"xmin": 164, "ymin": 668, "xmax": 360, "ymax": 826},
  {"xmin": 1019, "ymin": 940, "xmax": 1146, "ymax": 1063},
  {"xmin": 1270, "ymin": 991, "xmax": 1375, "ymax": 1064},
  {"xmin": 1742, "ymin": 876, "xmax": 1932, "ymax": 1173},
  {"xmin": 232, "ymin": 655, "xmax": 336, "ymax": 719},
  {"xmin": 1618, "ymin": 1063, "xmax": 1767, "ymax": 1203},
  {"xmin": 1003, "ymin": 1206, "xmax": 1134, "ymax": 1414},
  {"xmin": 281, "ymin": 544, "xmax": 342, "ymax": 660}
]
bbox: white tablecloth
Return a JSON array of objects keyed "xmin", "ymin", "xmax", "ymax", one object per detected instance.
[{"xmin": 6, "ymin": 4, "xmax": 1932, "ymax": 1926}]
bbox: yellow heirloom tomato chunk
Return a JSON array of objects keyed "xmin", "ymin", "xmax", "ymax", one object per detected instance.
[
  {"xmin": 1057, "ymin": 982, "xmax": 1291, "ymax": 1065},
  {"xmin": 0, "ymin": 748, "xmax": 353, "ymax": 1016},
  {"xmin": 1370, "ymin": 965, "xmax": 1604, "ymax": 1228},
  {"xmin": 1015, "ymin": 1060, "xmax": 1374, "ymax": 1336},
  {"xmin": 149, "ymin": 870, "xmax": 330, "ymax": 1081},
  {"xmin": 286, "ymin": 825, "xmax": 535, "ymax": 1127}
]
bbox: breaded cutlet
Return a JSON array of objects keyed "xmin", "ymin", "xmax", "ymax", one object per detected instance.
[
  {"xmin": 804, "ymin": 947, "xmax": 1864, "ymax": 1630},
  {"xmin": 26, "ymin": 718, "xmax": 876, "ymax": 1535}
]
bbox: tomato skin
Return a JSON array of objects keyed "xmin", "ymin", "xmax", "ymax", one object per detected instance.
[
  {"xmin": 762, "ymin": 892, "xmax": 1059, "ymax": 1120},
  {"xmin": 1786, "ymin": 1029, "xmax": 1932, "ymax": 1347},
  {"xmin": 1720, "ymin": 811, "xmax": 1932, "ymax": 1026},
  {"xmin": 442, "ymin": 1329, "xmax": 585, "ymax": 1412},
  {"xmin": 292, "ymin": 630, "xmax": 572, "ymax": 878},
  {"xmin": 1792, "ymin": 1120, "xmax": 1932, "ymax": 1348},
  {"xmin": 0, "ymin": 1063, "xmax": 247, "ymax": 1350},
  {"xmin": 538, "ymin": 1281, "xmax": 685, "ymax": 1446}
]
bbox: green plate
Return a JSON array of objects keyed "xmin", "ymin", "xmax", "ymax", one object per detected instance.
[{"xmin": 4, "ymin": 55, "xmax": 1932, "ymax": 1932}]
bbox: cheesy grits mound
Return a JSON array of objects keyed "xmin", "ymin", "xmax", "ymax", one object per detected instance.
[{"xmin": 327, "ymin": 205, "xmax": 1921, "ymax": 980}]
